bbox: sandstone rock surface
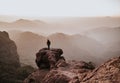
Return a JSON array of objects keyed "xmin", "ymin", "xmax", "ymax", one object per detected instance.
[
  {"xmin": 81, "ymin": 56, "xmax": 120, "ymax": 83},
  {"xmin": 24, "ymin": 48, "xmax": 95, "ymax": 83},
  {"xmin": 24, "ymin": 47, "xmax": 120, "ymax": 83}
]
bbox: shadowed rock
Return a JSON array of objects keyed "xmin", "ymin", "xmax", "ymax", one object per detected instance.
[
  {"xmin": 35, "ymin": 48, "xmax": 65, "ymax": 69},
  {"xmin": 24, "ymin": 69, "xmax": 49, "ymax": 83},
  {"xmin": 0, "ymin": 31, "xmax": 20, "ymax": 82}
]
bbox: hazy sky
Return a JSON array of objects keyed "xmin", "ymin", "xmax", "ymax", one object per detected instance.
[{"xmin": 0, "ymin": 0, "xmax": 120, "ymax": 17}]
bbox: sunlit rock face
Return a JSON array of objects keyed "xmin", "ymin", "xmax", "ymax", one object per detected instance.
[
  {"xmin": 0, "ymin": 31, "xmax": 20, "ymax": 82},
  {"xmin": 81, "ymin": 56, "xmax": 120, "ymax": 83}
]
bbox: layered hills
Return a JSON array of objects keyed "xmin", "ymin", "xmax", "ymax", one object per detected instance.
[
  {"xmin": 0, "ymin": 30, "xmax": 119, "ymax": 83},
  {"xmin": 0, "ymin": 17, "xmax": 120, "ymax": 34},
  {"xmin": 8, "ymin": 27, "xmax": 120, "ymax": 67}
]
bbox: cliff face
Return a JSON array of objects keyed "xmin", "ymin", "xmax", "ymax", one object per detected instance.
[
  {"xmin": 24, "ymin": 48, "xmax": 120, "ymax": 83},
  {"xmin": 0, "ymin": 31, "xmax": 20, "ymax": 82}
]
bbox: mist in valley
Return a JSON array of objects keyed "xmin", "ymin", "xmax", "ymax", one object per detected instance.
[{"xmin": 0, "ymin": 17, "xmax": 120, "ymax": 67}]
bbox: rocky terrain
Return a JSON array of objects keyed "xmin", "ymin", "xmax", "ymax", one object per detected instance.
[
  {"xmin": 0, "ymin": 31, "xmax": 35, "ymax": 83},
  {"xmin": 0, "ymin": 31, "xmax": 119, "ymax": 83},
  {"xmin": 24, "ymin": 48, "xmax": 120, "ymax": 83},
  {"xmin": 0, "ymin": 31, "xmax": 20, "ymax": 82},
  {"xmin": 81, "ymin": 56, "xmax": 120, "ymax": 83}
]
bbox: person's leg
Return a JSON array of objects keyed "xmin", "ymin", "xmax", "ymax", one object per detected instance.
[{"xmin": 48, "ymin": 45, "xmax": 50, "ymax": 50}]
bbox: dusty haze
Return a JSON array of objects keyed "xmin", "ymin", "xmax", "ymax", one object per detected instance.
[{"xmin": 0, "ymin": 16, "xmax": 120, "ymax": 67}]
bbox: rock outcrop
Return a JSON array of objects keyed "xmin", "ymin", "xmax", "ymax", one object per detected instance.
[
  {"xmin": 24, "ymin": 48, "xmax": 95, "ymax": 83},
  {"xmin": 24, "ymin": 47, "xmax": 120, "ymax": 83},
  {"xmin": 35, "ymin": 48, "xmax": 65, "ymax": 69},
  {"xmin": 24, "ymin": 48, "xmax": 66, "ymax": 83},
  {"xmin": 81, "ymin": 56, "xmax": 120, "ymax": 83},
  {"xmin": 0, "ymin": 31, "xmax": 20, "ymax": 82}
]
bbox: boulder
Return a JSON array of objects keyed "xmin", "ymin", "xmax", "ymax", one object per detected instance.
[{"xmin": 35, "ymin": 48, "xmax": 65, "ymax": 69}]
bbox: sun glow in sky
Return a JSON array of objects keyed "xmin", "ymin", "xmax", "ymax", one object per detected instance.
[{"xmin": 0, "ymin": 0, "xmax": 120, "ymax": 17}]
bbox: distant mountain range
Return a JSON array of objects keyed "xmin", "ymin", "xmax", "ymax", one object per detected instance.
[
  {"xmin": 0, "ymin": 17, "xmax": 120, "ymax": 34},
  {"xmin": 8, "ymin": 27, "xmax": 120, "ymax": 67},
  {"xmin": 0, "ymin": 19, "xmax": 45, "ymax": 28},
  {"xmin": 0, "ymin": 16, "xmax": 120, "ymax": 67}
]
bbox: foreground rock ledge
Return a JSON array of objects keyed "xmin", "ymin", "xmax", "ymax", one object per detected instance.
[
  {"xmin": 81, "ymin": 56, "xmax": 120, "ymax": 83},
  {"xmin": 24, "ymin": 48, "xmax": 120, "ymax": 83}
]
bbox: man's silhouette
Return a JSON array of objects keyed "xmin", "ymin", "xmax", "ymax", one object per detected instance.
[{"xmin": 47, "ymin": 39, "xmax": 51, "ymax": 50}]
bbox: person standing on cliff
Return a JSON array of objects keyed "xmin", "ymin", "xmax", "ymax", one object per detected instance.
[{"xmin": 47, "ymin": 39, "xmax": 51, "ymax": 50}]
